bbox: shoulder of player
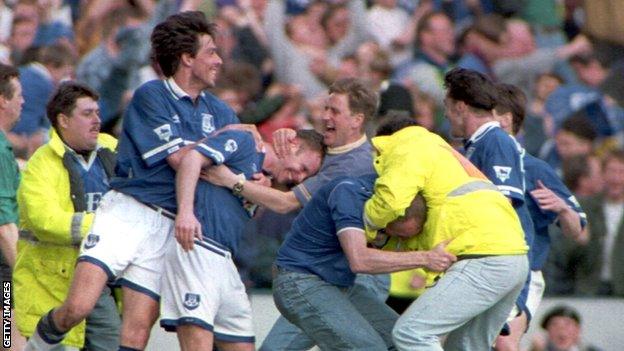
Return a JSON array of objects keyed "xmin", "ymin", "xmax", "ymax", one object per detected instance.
[
  {"xmin": 480, "ymin": 128, "xmax": 520, "ymax": 152},
  {"xmin": 130, "ymin": 80, "xmax": 170, "ymax": 104},
  {"xmin": 200, "ymin": 91, "xmax": 234, "ymax": 111}
]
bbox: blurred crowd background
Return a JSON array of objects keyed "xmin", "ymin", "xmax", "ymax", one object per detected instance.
[{"xmin": 1, "ymin": 0, "xmax": 624, "ymax": 299}]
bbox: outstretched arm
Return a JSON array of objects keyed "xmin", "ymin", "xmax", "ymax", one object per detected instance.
[
  {"xmin": 338, "ymin": 228, "xmax": 456, "ymax": 274},
  {"xmin": 204, "ymin": 165, "xmax": 300, "ymax": 213}
]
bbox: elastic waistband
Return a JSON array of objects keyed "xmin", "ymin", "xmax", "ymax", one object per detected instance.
[
  {"xmin": 146, "ymin": 203, "xmax": 176, "ymax": 220},
  {"xmin": 448, "ymin": 180, "xmax": 498, "ymax": 197},
  {"xmin": 194, "ymin": 239, "xmax": 231, "ymax": 258}
]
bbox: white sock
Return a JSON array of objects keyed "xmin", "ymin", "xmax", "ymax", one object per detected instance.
[{"xmin": 24, "ymin": 328, "xmax": 61, "ymax": 351}]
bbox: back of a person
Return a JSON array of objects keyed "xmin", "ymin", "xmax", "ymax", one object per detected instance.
[
  {"xmin": 376, "ymin": 126, "xmax": 526, "ymax": 256},
  {"xmin": 194, "ymin": 130, "xmax": 263, "ymax": 255},
  {"xmin": 276, "ymin": 175, "xmax": 375, "ymax": 287}
]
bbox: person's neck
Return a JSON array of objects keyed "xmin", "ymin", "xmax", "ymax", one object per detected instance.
[
  {"xmin": 0, "ymin": 120, "xmax": 10, "ymax": 135},
  {"xmin": 421, "ymin": 47, "xmax": 448, "ymax": 66},
  {"xmin": 171, "ymin": 72, "xmax": 202, "ymax": 101},
  {"xmin": 328, "ymin": 133, "xmax": 365, "ymax": 151},
  {"xmin": 465, "ymin": 114, "xmax": 496, "ymax": 139}
]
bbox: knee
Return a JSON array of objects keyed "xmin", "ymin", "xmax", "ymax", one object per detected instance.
[
  {"xmin": 392, "ymin": 320, "xmax": 412, "ymax": 348},
  {"xmin": 392, "ymin": 320, "xmax": 434, "ymax": 350},
  {"xmin": 120, "ymin": 327, "xmax": 151, "ymax": 349},
  {"xmin": 120, "ymin": 317, "xmax": 156, "ymax": 348},
  {"xmin": 494, "ymin": 336, "xmax": 520, "ymax": 351}
]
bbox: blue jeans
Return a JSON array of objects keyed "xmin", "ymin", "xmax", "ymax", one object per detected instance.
[
  {"xmin": 392, "ymin": 255, "xmax": 528, "ymax": 351},
  {"xmin": 267, "ymin": 271, "xmax": 394, "ymax": 351}
]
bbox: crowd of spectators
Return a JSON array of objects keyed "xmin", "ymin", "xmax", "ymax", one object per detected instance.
[{"xmin": 1, "ymin": 0, "xmax": 623, "ymax": 304}]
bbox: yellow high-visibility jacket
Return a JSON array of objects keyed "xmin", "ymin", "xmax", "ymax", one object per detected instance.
[{"xmin": 13, "ymin": 129, "xmax": 116, "ymax": 348}]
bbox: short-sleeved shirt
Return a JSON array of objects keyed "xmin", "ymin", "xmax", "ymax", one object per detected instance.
[
  {"xmin": 464, "ymin": 121, "xmax": 535, "ymax": 250},
  {"xmin": 293, "ymin": 135, "xmax": 373, "ymax": 206},
  {"xmin": 0, "ymin": 131, "xmax": 19, "ymax": 226},
  {"xmin": 524, "ymin": 154, "xmax": 587, "ymax": 270},
  {"xmin": 276, "ymin": 174, "xmax": 377, "ymax": 287},
  {"xmin": 111, "ymin": 78, "xmax": 239, "ymax": 212},
  {"xmin": 193, "ymin": 130, "xmax": 264, "ymax": 254}
]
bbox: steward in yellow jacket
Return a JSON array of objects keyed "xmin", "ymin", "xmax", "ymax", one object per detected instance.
[{"xmin": 14, "ymin": 128, "xmax": 118, "ymax": 349}]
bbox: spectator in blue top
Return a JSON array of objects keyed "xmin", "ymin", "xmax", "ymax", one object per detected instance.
[{"xmin": 8, "ymin": 43, "xmax": 75, "ymax": 159}]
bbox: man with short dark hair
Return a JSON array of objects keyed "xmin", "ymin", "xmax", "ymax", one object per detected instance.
[
  {"xmin": 492, "ymin": 83, "xmax": 587, "ymax": 350},
  {"xmin": 15, "ymin": 81, "xmax": 121, "ymax": 351},
  {"xmin": 26, "ymin": 11, "xmax": 239, "ymax": 351},
  {"xmin": 0, "ymin": 62, "xmax": 26, "ymax": 351},
  {"xmin": 363, "ymin": 115, "xmax": 528, "ymax": 350}
]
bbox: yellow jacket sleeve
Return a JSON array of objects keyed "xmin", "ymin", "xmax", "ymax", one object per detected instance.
[
  {"xmin": 18, "ymin": 147, "xmax": 94, "ymax": 245},
  {"xmin": 364, "ymin": 136, "xmax": 431, "ymax": 241}
]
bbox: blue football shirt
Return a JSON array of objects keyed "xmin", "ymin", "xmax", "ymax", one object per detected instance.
[
  {"xmin": 464, "ymin": 121, "xmax": 535, "ymax": 250},
  {"xmin": 193, "ymin": 130, "xmax": 264, "ymax": 254},
  {"xmin": 276, "ymin": 174, "xmax": 377, "ymax": 287},
  {"xmin": 111, "ymin": 79, "xmax": 239, "ymax": 212},
  {"xmin": 524, "ymin": 154, "xmax": 587, "ymax": 270}
]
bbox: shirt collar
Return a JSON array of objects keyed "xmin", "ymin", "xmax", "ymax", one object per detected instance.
[
  {"xmin": 465, "ymin": 121, "xmax": 500, "ymax": 147},
  {"xmin": 164, "ymin": 77, "xmax": 206, "ymax": 101},
  {"xmin": 327, "ymin": 135, "xmax": 367, "ymax": 155},
  {"xmin": 30, "ymin": 62, "xmax": 52, "ymax": 82}
]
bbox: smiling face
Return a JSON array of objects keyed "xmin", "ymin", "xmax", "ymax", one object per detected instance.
[
  {"xmin": 273, "ymin": 146, "xmax": 323, "ymax": 186},
  {"xmin": 58, "ymin": 97, "xmax": 101, "ymax": 152},
  {"xmin": 321, "ymin": 93, "xmax": 362, "ymax": 148},
  {"xmin": 190, "ymin": 34, "xmax": 222, "ymax": 90}
]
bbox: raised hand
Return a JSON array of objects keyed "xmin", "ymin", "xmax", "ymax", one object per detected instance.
[{"xmin": 530, "ymin": 180, "xmax": 568, "ymax": 213}]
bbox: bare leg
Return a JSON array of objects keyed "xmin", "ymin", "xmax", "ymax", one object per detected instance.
[
  {"xmin": 118, "ymin": 287, "xmax": 159, "ymax": 349},
  {"xmin": 494, "ymin": 312, "xmax": 528, "ymax": 351},
  {"xmin": 177, "ymin": 325, "xmax": 213, "ymax": 351},
  {"xmin": 215, "ymin": 340, "xmax": 255, "ymax": 351},
  {"xmin": 52, "ymin": 262, "xmax": 109, "ymax": 331}
]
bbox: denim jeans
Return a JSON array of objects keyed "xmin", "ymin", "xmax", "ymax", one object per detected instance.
[
  {"xmin": 268, "ymin": 271, "xmax": 395, "ymax": 351},
  {"xmin": 392, "ymin": 255, "xmax": 528, "ymax": 351}
]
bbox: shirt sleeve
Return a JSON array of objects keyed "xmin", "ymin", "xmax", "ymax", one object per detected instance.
[
  {"xmin": 0, "ymin": 150, "xmax": 18, "ymax": 226},
  {"xmin": 293, "ymin": 165, "xmax": 337, "ymax": 206},
  {"xmin": 195, "ymin": 131, "xmax": 254, "ymax": 166},
  {"xmin": 532, "ymin": 164, "xmax": 588, "ymax": 228},
  {"xmin": 327, "ymin": 180, "xmax": 366, "ymax": 234},
  {"xmin": 125, "ymin": 86, "xmax": 184, "ymax": 167}
]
